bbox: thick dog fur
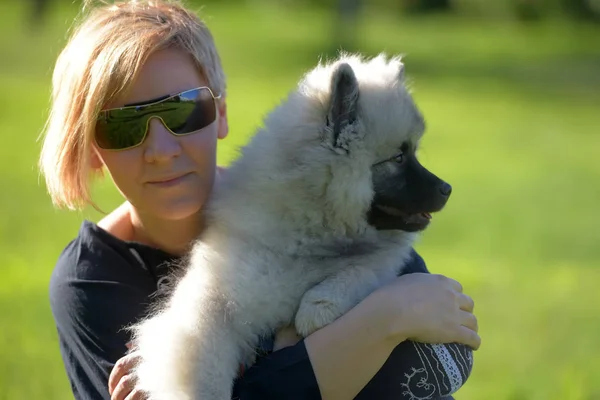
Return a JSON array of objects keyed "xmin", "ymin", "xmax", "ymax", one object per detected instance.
[{"xmin": 131, "ymin": 53, "xmax": 450, "ymax": 400}]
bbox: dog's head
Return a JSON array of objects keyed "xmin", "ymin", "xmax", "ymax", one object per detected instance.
[
  {"xmin": 311, "ymin": 54, "xmax": 452, "ymax": 233},
  {"xmin": 218, "ymin": 53, "xmax": 451, "ymax": 238}
]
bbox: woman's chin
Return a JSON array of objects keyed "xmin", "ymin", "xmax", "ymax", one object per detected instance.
[{"xmin": 152, "ymin": 198, "xmax": 204, "ymax": 221}]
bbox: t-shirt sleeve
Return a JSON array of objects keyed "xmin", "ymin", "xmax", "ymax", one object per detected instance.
[
  {"xmin": 402, "ymin": 248, "xmax": 429, "ymax": 274},
  {"xmin": 354, "ymin": 248, "xmax": 473, "ymax": 399},
  {"xmin": 49, "ymin": 242, "xmax": 156, "ymax": 400},
  {"xmin": 233, "ymin": 339, "xmax": 321, "ymax": 400}
]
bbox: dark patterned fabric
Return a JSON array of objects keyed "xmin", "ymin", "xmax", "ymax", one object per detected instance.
[
  {"xmin": 356, "ymin": 340, "xmax": 473, "ymax": 399},
  {"xmin": 352, "ymin": 259, "xmax": 475, "ymax": 399}
]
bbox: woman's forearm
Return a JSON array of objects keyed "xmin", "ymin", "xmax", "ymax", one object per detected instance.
[{"xmin": 304, "ymin": 291, "xmax": 401, "ymax": 400}]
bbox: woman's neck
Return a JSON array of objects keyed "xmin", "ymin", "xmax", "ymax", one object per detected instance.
[
  {"xmin": 98, "ymin": 168, "xmax": 225, "ymax": 256},
  {"xmin": 128, "ymin": 206, "xmax": 204, "ymax": 256}
]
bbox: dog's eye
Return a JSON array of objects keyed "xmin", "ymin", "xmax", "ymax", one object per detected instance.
[{"xmin": 393, "ymin": 152, "xmax": 404, "ymax": 164}]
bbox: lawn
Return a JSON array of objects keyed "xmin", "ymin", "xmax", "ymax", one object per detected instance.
[{"xmin": 1, "ymin": 1, "xmax": 599, "ymax": 399}]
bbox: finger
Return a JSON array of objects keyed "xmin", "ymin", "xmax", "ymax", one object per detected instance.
[
  {"xmin": 458, "ymin": 293, "xmax": 475, "ymax": 312},
  {"xmin": 444, "ymin": 277, "xmax": 463, "ymax": 293},
  {"xmin": 111, "ymin": 374, "xmax": 136, "ymax": 400},
  {"xmin": 109, "ymin": 354, "xmax": 139, "ymax": 395},
  {"xmin": 456, "ymin": 325, "xmax": 481, "ymax": 351},
  {"xmin": 460, "ymin": 310, "xmax": 478, "ymax": 333},
  {"xmin": 125, "ymin": 388, "xmax": 148, "ymax": 400}
]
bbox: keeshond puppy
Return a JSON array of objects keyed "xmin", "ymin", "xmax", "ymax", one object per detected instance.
[{"xmin": 131, "ymin": 53, "xmax": 454, "ymax": 399}]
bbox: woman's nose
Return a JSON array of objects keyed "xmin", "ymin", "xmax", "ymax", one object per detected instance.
[{"xmin": 143, "ymin": 117, "xmax": 182, "ymax": 163}]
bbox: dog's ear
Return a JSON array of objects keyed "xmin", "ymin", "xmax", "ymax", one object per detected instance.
[
  {"xmin": 326, "ymin": 62, "xmax": 359, "ymax": 151},
  {"xmin": 397, "ymin": 63, "xmax": 405, "ymax": 82}
]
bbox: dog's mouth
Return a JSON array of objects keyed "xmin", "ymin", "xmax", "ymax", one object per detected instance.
[{"xmin": 367, "ymin": 204, "xmax": 433, "ymax": 232}]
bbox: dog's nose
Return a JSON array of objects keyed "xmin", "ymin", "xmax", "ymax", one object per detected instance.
[{"xmin": 440, "ymin": 182, "xmax": 452, "ymax": 196}]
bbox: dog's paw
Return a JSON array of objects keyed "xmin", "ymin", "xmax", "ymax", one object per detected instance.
[{"xmin": 294, "ymin": 297, "xmax": 344, "ymax": 337}]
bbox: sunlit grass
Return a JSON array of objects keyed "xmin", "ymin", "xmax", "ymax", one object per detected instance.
[{"xmin": 1, "ymin": 1, "xmax": 599, "ymax": 399}]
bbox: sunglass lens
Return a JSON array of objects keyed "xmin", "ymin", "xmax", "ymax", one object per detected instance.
[
  {"xmin": 95, "ymin": 111, "xmax": 147, "ymax": 150},
  {"xmin": 163, "ymin": 88, "xmax": 217, "ymax": 134}
]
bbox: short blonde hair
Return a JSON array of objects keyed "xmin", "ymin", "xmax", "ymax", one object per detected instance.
[{"xmin": 39, "ymin": 0, "xmax": 226, "ymax": 210}]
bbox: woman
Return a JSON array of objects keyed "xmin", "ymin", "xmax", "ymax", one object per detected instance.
[{"xmin": 39, "ymin": 1, "xmax": 481, "ymax": 399}]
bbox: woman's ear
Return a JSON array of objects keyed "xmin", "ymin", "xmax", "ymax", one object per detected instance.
[
  {"xmin": 217, "ymin": 99, "xmax": 229, "ymax": 140},
  {"xmin": 90, "ymin": 146, "xmax": 104, "ymax": 170}
]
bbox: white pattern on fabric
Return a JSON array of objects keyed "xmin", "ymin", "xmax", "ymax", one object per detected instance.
[
  {"xmin": 423, "ymin": 343, "xmax": 449, "ymax": 393},
  {"xmin": 447, "ymin": 343, "xmax": 470, "ymax": 378},
  {"xmin": 430, "ymin": 344, "xmax": 462, "ymax": 394},
  {"xmin": 397, "ymin": 343, "xmax": 436, "ymax": 399}
]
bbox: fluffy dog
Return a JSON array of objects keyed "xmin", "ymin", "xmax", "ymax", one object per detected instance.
[{"xmin": 131, "ymin": 53, "xmax": 453, "ymax": 400}]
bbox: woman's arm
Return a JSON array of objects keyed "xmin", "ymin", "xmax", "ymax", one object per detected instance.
[
  {"xmin": 49, "ymin": 234, "xmax": 159, "ymax": 400},
  {"xmin": 233, "ymin": 292, "xmax": 400, "ymax": 400},
  {"xmin": 237, "ymin": 271, "xmax": 478, "ymax": 400},
  {"xmin": 110, "ymin": 251, "xmax": 478, "ymax": 400},
  {"xmin": 50, "ymin": 270, "xmax": 152, "ymax": 400},
  {"xmin": 304, "ymin": 271, "xmax": 478, "ymax": 400},
  {"xmin": 303, "ymin": 286, "xmax": 403, "ymax": 400}
]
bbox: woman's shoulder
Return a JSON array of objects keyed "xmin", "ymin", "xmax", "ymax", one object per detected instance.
[
  {"xmin": 96, "ymin": 201, "xmax": 134, "ymax": 241},
  {"xmin": 48, "ymin": 220, "xmax": 171, "ymax": 321},
  {"xmin": 48, "ymin": 220, "xmax": 170, "ymax": 364},
  {"xmin": 52, "ymin": 220, "xmax": 144, "ymax": 284},
  {"xmin": 51, "ymin": 216, "xmax": 174, "ymax": 284}
]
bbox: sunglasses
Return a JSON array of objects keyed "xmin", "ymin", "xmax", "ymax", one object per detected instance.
[{"xmin": 95, "ymin": 86, "xmax": 221, "ymax": 151}]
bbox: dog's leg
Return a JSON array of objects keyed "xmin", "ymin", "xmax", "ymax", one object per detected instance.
[{"xmin": 295, "ymin": 265, "xmax": 398, "ymax": 337}]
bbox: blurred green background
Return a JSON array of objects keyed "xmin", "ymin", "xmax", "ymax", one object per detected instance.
[{"xmin": 1, "ymin": 0, "xmax": 599, "ymax": 399}]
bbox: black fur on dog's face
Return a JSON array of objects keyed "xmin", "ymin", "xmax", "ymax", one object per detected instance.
[
  {"xmin": 368, "ymin": 142, "xmax": 452, "ymax": 232},
  {"xmin": 321, "ymin": 60, "xmax": 450, "ymax": 232}
]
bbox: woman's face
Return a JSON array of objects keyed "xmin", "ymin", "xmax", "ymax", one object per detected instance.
[{"xmin": 94, "ymin": 48, "xmax": 228, "ymax": 220}]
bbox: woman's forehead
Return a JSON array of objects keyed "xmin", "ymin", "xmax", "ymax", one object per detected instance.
[{"xmin": 106, "ymin": 48, "xmax": 207, "ymax": 109}]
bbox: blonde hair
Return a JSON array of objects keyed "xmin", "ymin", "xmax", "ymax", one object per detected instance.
[{"xmin": 38, "ymin": 0, "xmax": 226, "ymax": 210}]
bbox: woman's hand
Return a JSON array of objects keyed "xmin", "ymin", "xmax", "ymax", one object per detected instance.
[
  {"xmin": 108, "ymin": 344, "xmax": 147, "ymax": 400},
  {"xmin": 273, "ymin": 272, "xmax": 480, "ymax": 353},
  {"xmin": 273, "ymin": 325, "xmax": 303, "ymax": 351},
  {"xmin": 377, "ymin": 273, "xmax": 480, "ymax": 350}
]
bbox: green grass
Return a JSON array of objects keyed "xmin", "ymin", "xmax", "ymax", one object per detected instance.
[{"xmin": 1, "ymin": 1, "xmax": 599, "ymax": 399}]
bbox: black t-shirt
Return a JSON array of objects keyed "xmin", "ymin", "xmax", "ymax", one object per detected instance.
[{"xmin": 49, "ymin": 220, "xmax": 471, "ymax": 400}]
